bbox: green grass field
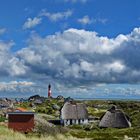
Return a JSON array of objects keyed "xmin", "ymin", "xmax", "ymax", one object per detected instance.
[
  {"xmin": 1, "ymin": 99, "xmax": 140, "ymax": 140},
  {"xmin": 0, "ymin": 126, "xmax": 89, "ymax": 140}
]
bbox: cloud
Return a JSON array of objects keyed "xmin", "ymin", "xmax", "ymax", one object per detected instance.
[
  {"xmin": 78, "ymin": 16, "xmax": 92, "ymax": 25},
  {"xmin": 93, "ymin": 18, "xmax": 108, "ymax": 24},
  {"xmin": 23, "ymin": 17, "xmax": 42, "ymax": 29},
  {"xmin": 0, "ymin": 81, "xmax": 43, "ymax": 97},
  {"xmin": 40, "ymin": 9, "xmax": 73, "ymax": 21},
  {"xmin": 1, "ymin": 27, "xmax": 140, "ymax": 97},
  {"xmin": 0, "ymin": 81, "xmax": 34, "ymax": 88},
  {"xmin": 64, "ymin": 0, "xmax": 88, "ymax": 3},
  {"xmin": 78, "ymin": 16, "xmax": 108, "ymax": 25},
  {"xmin": 0, "ymin": 40, "xmax": 28, "ymax": 77},
  {"xmin": 15, "ymin": 27, "xmax": 140, "ymax": 85},
  {"xmin": 0, "ymin": 28, "xmax": 6, "ymax": 35}
]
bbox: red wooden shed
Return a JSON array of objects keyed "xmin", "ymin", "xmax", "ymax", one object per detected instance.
[{"xmin": 8, "ymin": 112, "xmax": 35, "ymax": 132}]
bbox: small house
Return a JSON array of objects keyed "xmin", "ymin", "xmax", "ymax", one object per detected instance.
[
  {"xmin": 15, "ymin": 107, "xmax": 27, "ymax": 112},
  {"xmin": 60, "ymin": 102, "xmax": 88, "ymax": 126},
  {"xmin": 34, "ymin": 99, "xmax": 43, "ymax": 105},
  {"xmin": 64, "ymin": 97, "xmax": 74, "ymax": 103},
  {"xmin": 28, "ymin": 94, "xmax": 45, "ymax": 102},
  {"xmin": 8, "ymin": 112, "xmax": 35, "ymax": 132},
  {"xmin": 99, "ymin": 105, "xmax": 131, "ymax": 128},
  {"xmin": 0, "ymin": 99, "xmax": 11, "ymax": 109},
  {"xmin": 56, "ymin": 95, "xmax": 64, "ymax": 102}
]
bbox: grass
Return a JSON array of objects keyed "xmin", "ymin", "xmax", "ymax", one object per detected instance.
[
  {"xmin": 0, "ymin": 117, "xmax": 6, "ymax": 122},
  {"xmin": 68, "ymin": 100, "xmax": 140, "ymax": 139},
  {"xmin": 87, "ymin": 106, "xmax": 106, "ymax": 117},
  {"xmin": 0, "ymin": 126, "xmax": 89, "ymax": 140},
  {"xmin": 5, "ymin": 99, "xmax": 140, "ymax": 139},
  {"xmin": 69, "ymin": 127, "xmax": 140, "ymax": 140}
]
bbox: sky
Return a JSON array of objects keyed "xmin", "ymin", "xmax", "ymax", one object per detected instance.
[{"xmin": 0, "ymin": 0, "xmax": 140, "ymax": 98}]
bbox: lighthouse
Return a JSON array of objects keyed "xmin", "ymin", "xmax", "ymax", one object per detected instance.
[{"xmin": 48, "ymin": 84, "xmax": 52, "ymax": 97}]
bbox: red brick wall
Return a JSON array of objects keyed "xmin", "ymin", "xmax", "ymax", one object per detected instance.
[{"xmin": 8, "ymin": 114, "xmax": 34, "ymax": 132}]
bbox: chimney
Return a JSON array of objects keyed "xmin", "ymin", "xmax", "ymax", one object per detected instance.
[{"xmin": 48, "ymin": 84, "xmax": 51, "ymax": 97}]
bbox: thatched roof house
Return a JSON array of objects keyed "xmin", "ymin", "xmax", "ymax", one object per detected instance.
[
  {"xmin": 99, "ymin": 105, "xmax": 131, "ymax": 128},
  {"xmin": 60, "ymin": 102, "xmax": 88, "ymax": 125},
  {"xmin": 0, "ymin": 98, "xmax": 13, "ymax": 109},
  {"xmin": 64, "ymin": 97, "xmax": 74, "ymax": 103},
  {"xmin": 56, "ymin": 95, "xmax": 64, "ymax": 101},
  {"xmin": 28, "ymin": 95, "xmax": 45, "ymax": 102}
]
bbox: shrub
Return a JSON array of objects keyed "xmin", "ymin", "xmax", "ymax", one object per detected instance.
[{"xmin": 0, "ymin": 117, "xmax": 6, "ymax": 122}]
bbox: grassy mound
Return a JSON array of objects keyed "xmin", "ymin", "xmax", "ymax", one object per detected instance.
[{"xmin": 0, "ymin": 126, "xmax": 89, "ymax": 140}]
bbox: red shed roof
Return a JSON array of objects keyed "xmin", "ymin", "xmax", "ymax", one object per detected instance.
[
  {"xmin": 16, "ymin": 107, "xmax": 27, "ymax": 112},
  {"xmin": 8, "ymin": 112, "xmax": 35, "ymax": 115}
]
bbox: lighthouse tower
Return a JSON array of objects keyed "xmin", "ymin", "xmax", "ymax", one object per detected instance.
[{"xmin": 48, "ymin": 84, "xmax": 52, "ymax": 97}]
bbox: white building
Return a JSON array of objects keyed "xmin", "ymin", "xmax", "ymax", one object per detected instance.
[{"xmin": 60, "ymin": 102, "xmax": 88, "ymax": 126}]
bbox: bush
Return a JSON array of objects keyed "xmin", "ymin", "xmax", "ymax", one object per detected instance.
[
  {"xmin": 69, "ymin": 125, "xmax": 83, "ymax": 130},
  {"xmin": 34, "ymin": 114, "xmax": 68, "ymax": 136},
  {"xmin": 0, "ymin": 126, "xmax": 86, "ymax": 140},
  {"xmin": 0, "ymin": 117, "xmax": 6, "ymax": 122}
]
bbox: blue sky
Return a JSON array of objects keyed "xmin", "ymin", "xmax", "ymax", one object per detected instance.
[
  {"xmin": 0, "ymin": 0, "xmax": 140, "ymax": 98},
  {"xmin": 1, "ymin": 0, "xmax": 140, "ymax": 46}
]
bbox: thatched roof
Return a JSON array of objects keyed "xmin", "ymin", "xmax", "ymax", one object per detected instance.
[
  {"xmin": 56, "ymin": 95, "xmax": 64, "ymax": 100},
  {"xmin": 28, "ymin": 95, "xmax": 45, "ymax": 101},
  {"xmin": 0, "ymin": 99, "xmax": 10, "ymax": 108},
  {"xmin": 64, "ymin": 97, "xmax": 74, "ymax": 103},
  {"xmin": 61, "ymin": 102, "xmax": 88, "ymax": 120},
  {"xmin": 99, "ymin": 105, "xmax": 131, "ymax": 128}
]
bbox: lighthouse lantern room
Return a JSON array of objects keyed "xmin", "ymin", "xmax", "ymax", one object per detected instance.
[{"xmin": 48, "ymin": 84, "xmax": 52, "ymax": 97}]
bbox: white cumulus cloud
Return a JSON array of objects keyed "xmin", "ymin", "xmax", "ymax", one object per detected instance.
[
  {"xmin": 15, "ymin": 27, "xmax": 140, "ymax": 84},
  {"xmin": 1, "ymin": 27, "xmax": 140, "ymax": 96},
  {"xmin": 0, "ymin": 40, "xmax": 28, "ymax": 77},
  {"xmin": 93, "ymin": 18, "xmax": 108, "ymax": 24},
  {"xmin": 78, "ymin": 16, "xmax": 92, "ymax": 25},
  {"xmin": 23, "ymin": 17, "xmax": 42, "ymax": 29},
  {"xmin": 64, "ymin": 0, "xmax": 88, "ymax": 3},
  {"xmin": 40, "ymin": 9, "xmax": 73, "ymax": 21},
  {"xmin": 78, "ymin": 16, "xmax": 108, "ymax": 25},
  {"xmin": 0, "ymin": 28, "xmax": 6, "ymax": 35}
]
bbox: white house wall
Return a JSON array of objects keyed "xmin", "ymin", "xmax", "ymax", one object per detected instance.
[{"xmin": 62, "ymin": 119, "xmax": 88, "ymax": 126}]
